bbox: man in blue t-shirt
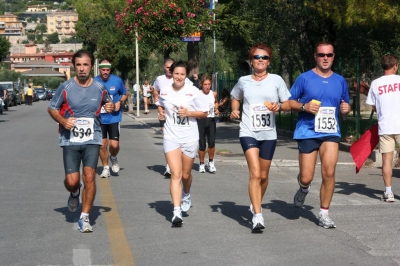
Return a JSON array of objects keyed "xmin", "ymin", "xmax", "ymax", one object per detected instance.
[
  {"xmin": 94, "ymin": 59, "xmax": 127, "ymax": 178},
  {"xmin": 48, "ymin": 50, "xmax": 115, "ymax": 233},
  {"xmin": 289, "ymin": 41, "xmax": 351, "ymax": 229}
]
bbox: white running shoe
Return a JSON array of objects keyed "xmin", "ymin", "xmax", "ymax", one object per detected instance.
[
  {"xmin": 207, "ymin": 161, "xmax": 216, "ymax": 173},
  {"xmin": 172, "ymin": 209, "xmax": 183, "ymax": 226},
  {"xmin": 110, "ymin": 157, "xmax": 120, "ymax": 173},
  {"xmin": 383, "ymin": 192, "xmax": 395, "ymax": 202},
  {"xmin": 181, "ymin": 193, "xmax": 191, "ymax": 212},
  {"xmin": 100, "ymin": 168, "xmax": 110, "ymax": 178},
  {"xmin": 164, "ymin": 164, "xmax": 171, "ymax": 177},
  {"xmin": 78, "ymin": 215, "xmax": 93, "ymax": 233},
  {"xmin": 199, "ymin": 164, "xmax": 205, "ymax": 173},
  {"xmin": 252, "ymin": 216, "xmax": 265, "ymax": 232},
  {"xmin": 318, "ymin": 213, "xmax": 336, "ymax": 229}
]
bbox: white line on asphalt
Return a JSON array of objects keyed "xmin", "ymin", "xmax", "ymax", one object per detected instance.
[{"xmin": 73, "ymin": 248, "xmax": 91, "ymax": 265}]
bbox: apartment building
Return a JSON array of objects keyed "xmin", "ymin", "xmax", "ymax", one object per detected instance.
[
  {"xmin": 26, "ymin": 5, "xmax": 49, "ymax": 12},
  {"xmin": 0, "ymin": 13, "xmax": 26, "ymax": 36},
  {"xmin": 47, "ymin": 12, "xmax": 78, "ymax": 38}
]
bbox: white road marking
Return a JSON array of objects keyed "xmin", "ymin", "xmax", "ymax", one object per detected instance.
[{"xmin": 73, "ymin": 248, "xmax": 91, "ymax": 266}]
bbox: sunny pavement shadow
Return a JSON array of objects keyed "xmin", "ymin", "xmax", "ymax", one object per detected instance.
[
  {"xmin": 265, "ymin": 200, "xmax": 317, "ymax": 225},
  {"xmin": 148, "ymin": 201, "xmax": 189, "ymax": 224},
  {"xmin": 335, "ymin": 181, "xmax": 385, "ymax": 200},
  {"xmin": 210, "ymin": 201, "xmax": 252, "ymax": 229},
  {"xmin": 54, "ymin": 205, "xmax": 112, "ymax": 225},
  {"xmin": 147, "ymin": 165, "xmax": 171, "ymax": 178}
]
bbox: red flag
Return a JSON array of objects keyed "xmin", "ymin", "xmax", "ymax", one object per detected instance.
[{"xmin": 350, "ymin": 124, "xmax": 379, "ymax": 173}]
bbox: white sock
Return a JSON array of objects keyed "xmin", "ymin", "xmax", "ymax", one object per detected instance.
[
  {"xmin": 319, "ymin": 208, "xmax": 329, "ymax": 216},
  {"xmin": 104, "ymin": 165, "xmax": 109, "ymax": 169},
  {"xmin": 183, "ymin": 191, "xmax": 190, "ymax": 197},
  {"xmin": 173, "ymin": 207, "xmax": 181, "ymax": 212},
  {"xmin": 385, "ymin": 186, "xmax": 392, "ymax": 194},
  {"xmin": 301, "ymin": 186, "xmax": 310, "ymax": 193},
  {"xmin": 80, "ymin": 212, "xmax": 89, "ymax": 219},
  {"xmin": 254, "ymin": 213, "xmax": 263, "ymax": 219}
]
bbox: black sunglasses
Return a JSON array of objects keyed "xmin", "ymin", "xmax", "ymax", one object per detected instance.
[
  {"xmin": 253, "ymin": 55, "xmax": 270, "ymax": 60},
  {"xmin": 316, "ymin": 53, "xmax": 334, "ymax": 58}
]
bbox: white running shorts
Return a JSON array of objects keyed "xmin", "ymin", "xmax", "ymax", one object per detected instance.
[{"xmin": 164, "ymin": 139, "xmax": 199, "ymax": 158}]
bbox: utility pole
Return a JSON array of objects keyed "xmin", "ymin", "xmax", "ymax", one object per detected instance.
[
  {"xmin": 210, "ymin": 0, "xmax": 217, "ymax": 92},
  {"xmin": 211, "ymin": 0, "xmax": 217, "ymax": 75}
]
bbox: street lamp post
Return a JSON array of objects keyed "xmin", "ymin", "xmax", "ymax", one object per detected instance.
[
  {"xmin": 211, "ymin": 0, "xmax": 217, "ymax": 75},
  {"xmin": 74, "ymin": 36, "xmax": 76, "ymax": 51},
  {"xmin": 135, "ymin": 30, "xmax": 140, "ymax": 117}
]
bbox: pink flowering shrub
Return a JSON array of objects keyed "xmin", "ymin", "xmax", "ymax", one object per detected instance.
[{"xmin": 116, "ymin": 0, "xmax": 213, "ymax": 50}]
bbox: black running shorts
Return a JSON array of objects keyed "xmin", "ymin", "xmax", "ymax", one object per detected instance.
[
  {"xmin": 101, "ymin": 122, "xmax": 120, "ymax": 140},
  {"xmin": 197, "ymin": 117, "xmax": 216, "ymax": 151},
  {"xmin": 63, "ymin": 144, "xmax": 100, "ymax": 174}
]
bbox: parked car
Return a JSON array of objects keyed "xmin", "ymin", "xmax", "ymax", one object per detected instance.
[
  {"xmin": 46, "ymin": 89, "xmax": 55, "ymax": 100},
  {"xmin": 34, "ymin": 88, "xmax": 46, "ymax": 101}
]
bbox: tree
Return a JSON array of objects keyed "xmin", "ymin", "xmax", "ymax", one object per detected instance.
[
  {"xmin": 35, "ymin": 24, "xmax": 47, "ymax": 35},
  {"xmin": 216, "ymin": 0, "xmax": 400, "ymax": 85},
  {"xmin": 116, "ymin": 0, "xmax": 215, "ymax": 74},
  {"xmin": 73, "ymin": 0, "xmax": 146, "ymax": 113},
  {"xmin": 0, "ymin": 69, "xmax": 23, "ymax": 82},
  {"xmin": 46, "ymin": 32, "xmax": 60, "ymax": 44},
  {"xmin": 62, "ymin": 35, "xmax": 83, "ymax": 44},
  {"xmin": 0, "ymin": 36, "xmax": 11, "ymax": 63},
  {"xmin": 27, "ymin": 34, "xmax": 36, "ymax": 42}
]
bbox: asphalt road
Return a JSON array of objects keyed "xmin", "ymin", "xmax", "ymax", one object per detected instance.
[{"xmin": 1, "ymin": 102, "xmax": 400, "ymax": 266}]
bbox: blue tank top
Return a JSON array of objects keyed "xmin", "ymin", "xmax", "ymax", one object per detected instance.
[{"xmin": 94, "ymin": 74, "xmax": 127, "ymax": 124}]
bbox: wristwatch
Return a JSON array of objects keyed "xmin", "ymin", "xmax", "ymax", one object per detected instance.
[{"xmin": 300, "ymin": 104, "xmax": 305, "ymax": 112}]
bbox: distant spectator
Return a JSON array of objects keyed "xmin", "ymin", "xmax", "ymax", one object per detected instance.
[
  {"xmin": 27, "ymin": 85, "xmax": 33, "ymax": 106},
  {"xmin": 218, "ymin": 89, "xmax": 230, "ymax": 113},
  {"xmin": 24, "ymin": 85, "xmax": 28, "ymax": 105},
  {"xmin": 192, "ymin": 73, "xmax": 200, "ymax": 88}
]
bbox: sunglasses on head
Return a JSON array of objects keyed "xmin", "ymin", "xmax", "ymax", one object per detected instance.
[
  {"xmin": 316, "ymin": 53, "xmax": 334, "ymax": 58},
  {"xmin": 253, "ymin": 55, "xmax": 270, "ymax": 60}
]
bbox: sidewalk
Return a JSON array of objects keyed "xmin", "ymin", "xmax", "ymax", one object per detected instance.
[{"xmin": 124, "ymin": 105, "xmax": 358, "ymax": 168}]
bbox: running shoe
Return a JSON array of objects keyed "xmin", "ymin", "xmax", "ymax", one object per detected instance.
[
  {"xmin": 67, "ymin": 186, "xmax": 80, "ymax": 213},
  {"xmin": 110, "ymin": 157, "xmax": 120, "ymax": 173},
  {"xmin": 252, "ymin": 216, "xmax": 265, "ymax": 232},
  {"xmin": 78, "ymin": 215, "xmax": 93, "ymax": 233},
  {"xmin": 318, "ymin": 213, "xmax": 336, "ymax": 229},
  {"xmin": 207, "ymin": 161, "xmax": 216, "ymax": 173},
  {"xmin": 294, "ymin": 175, "xmax": 310, "ymax": 208},
  {"xmin": 100, "ymin": 168, "xmax": 110, "ymax": 178},
  {"xmin": 164, "ymin": 164, "xmax": 171, "ymax": 177},
  {"xmin": 250, "ymin": 204, "xmax": 262, "ymax": 215},
  {"xmin": 199, "ymin": 164, "xmax": 205, "ymax": 173},
  {"xmin": 181, "ymin": 193, "xmax": 191, "ymax": 212},
  {"xmin": 383, "ymin": 192, "xmax": 395, "ymax": 202},
  {"xmin": 172, "ymin": 209, "xmax": 183, "ymax": 226}
]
